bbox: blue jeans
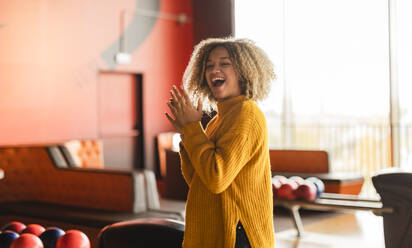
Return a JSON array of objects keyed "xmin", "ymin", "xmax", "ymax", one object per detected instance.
[{"xmin": 235, "ymin": 222, "xmax": 251, "ymax": 248}]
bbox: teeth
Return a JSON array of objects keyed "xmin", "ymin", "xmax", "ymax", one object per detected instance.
[{"xmin": 212, "ymin": 77, "xmax": 225, "ymax": 82}]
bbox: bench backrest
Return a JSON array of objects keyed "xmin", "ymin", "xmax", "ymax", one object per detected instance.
[
  {"xmin": 0, "ymin": 145, "xmax": 149, "ymax": 213},
  {"xmin": 269, "ymin": 149, "xmax": 329, "ymax": 173}
]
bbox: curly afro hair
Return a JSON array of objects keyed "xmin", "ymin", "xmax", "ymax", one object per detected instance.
[{"xmin": 182, "ymin": 37, "xmax": 276, "ymax": 112}]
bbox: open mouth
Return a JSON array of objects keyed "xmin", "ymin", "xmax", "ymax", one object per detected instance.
[{"xmin": 212, "ymin": 78, "xmax": 225, "ymax": 87}]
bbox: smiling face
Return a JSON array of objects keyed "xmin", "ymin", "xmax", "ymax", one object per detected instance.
[{"xmin": 205, "ymin": 46, "xmax": 242, "ymax": 102}]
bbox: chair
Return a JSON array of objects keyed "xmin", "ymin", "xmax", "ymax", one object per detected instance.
[
  {"xmin": 372, "ymin": 169, "xmax": 412, "ymax": 248},
  {"xmin": 156, "ymin": 132, "xmax": 188, "ymax": 200},
  {"xmin": 157, "ymin": 132, "xmax": 180, "ymax": 178},
  {"xmin": 97, "ymin": 218, "xmax": 185, "ymax": 248}
]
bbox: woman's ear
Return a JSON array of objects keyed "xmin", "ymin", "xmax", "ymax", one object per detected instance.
[{"xmin": 239, "ymin": 80, "xmax": 247, "ymax": 94}]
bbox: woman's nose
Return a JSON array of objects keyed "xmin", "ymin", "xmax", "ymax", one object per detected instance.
[{"xmin": 212, "ymin": 66, "xmax": 221, "ymax": 73}]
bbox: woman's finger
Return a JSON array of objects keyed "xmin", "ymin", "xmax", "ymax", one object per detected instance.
[
  {"xmin": 170, "ymin": 90, "xmax": 179, "ymax": 107},
  {"xmin": 165, "ymin": 112, "xmax": 181, "ymax": 131},
  {"xmin": 167, "ymin": 101, "xmax": 179, "ymax": 117},
  {"xmin": 165, "ymin": 112, "xmax": 183, "ymax": 132},
  {"xmin": 181, "ymin": 87, "xmax": 192, "ymax": 105},
  {"xmin": 173, "ymin": 85, "xmax": 184, "ymax": 103},
  {"xmin": 165, "ymin": 112, "xmax": 176, "ymax": 124}
]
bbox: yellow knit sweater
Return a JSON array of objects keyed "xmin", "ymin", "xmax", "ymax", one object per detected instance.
[{"xmin": 179, "ymin": 95, "xmax": 275, "ymax": 248}]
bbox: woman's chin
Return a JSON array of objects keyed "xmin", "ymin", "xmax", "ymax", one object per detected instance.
[{"xmin": 213, "ymin": 94, "xmax": 225, "ymax": 102}]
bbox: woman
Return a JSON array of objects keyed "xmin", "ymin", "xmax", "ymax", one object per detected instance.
[{"xmin": 165, "ymin": 37, "xmax": 276, "ymax": 248}]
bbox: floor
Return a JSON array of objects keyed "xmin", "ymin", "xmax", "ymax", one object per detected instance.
[
  {"xmin": 274, "ymin": 209, "xmax": 385, "ymax": 248},
  {"xmin": 160, "ymin": 201, "xmax": 386, "ymax": 247}
]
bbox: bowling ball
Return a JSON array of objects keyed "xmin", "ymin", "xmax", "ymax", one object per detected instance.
[
  {"xmin": 56, "ymin": 230, "xmax": 90, "ymax": 248},
  {"xmin": 39, "ymin": 228, "xmax": 65, "ymax": 248},
  {"xmin": 21, "ymin": 224, "xmax": 45, "ymax": 236},
  {"xmin": 277, "ymin": 180, "xmax": 298, "ymax": 200},
  {"xmin": 294, "ymin": 181, "xmax": 317, "ymax": 201},
  {"xmin": 306, "ymin": 177, "xmax": 325, "ymax": 198},
  {"xmin": 271, "ymin": 177, "xmax": 282, "ymax": 197},
  {"xmin": 0, "ymin": 231, "xmax": 19, "ymax": 248},
  {"xmin": 1, "ymin": 222, "xmax": 26, "ymax": 234},
  {"xmin": 273, "ymin": 175, "xmax": 288, "ymax": 184},
  {"xmin": 289, "ymin": 176, "xmax": 305, "ymax": 185},
  {"xmin": 10, "ymin": 233, "xmax": 43, "ymax": 248}
]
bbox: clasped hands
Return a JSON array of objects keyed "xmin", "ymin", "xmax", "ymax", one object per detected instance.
[{"xmin": 165, "ymin": 85, "xmax": 203, "ymax": 133}]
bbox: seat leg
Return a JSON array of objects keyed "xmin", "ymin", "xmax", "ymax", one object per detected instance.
[{"xmin": 289, "ymin": 205, "xmax": 305, "ymax": 237}]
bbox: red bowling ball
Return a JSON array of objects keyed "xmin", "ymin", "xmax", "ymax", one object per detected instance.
[
  {"xmin": 277, "ymin": 180, "xmax": 298, "ymax": 200},
  {"xmin": 1, "ymin": 222, "xmax": 27, "ymax": 234},
  {"xmin": 294, "ymin": 181, "xmax": 317, "ymax": 201},
  {"xmin": 56, "ymin": 230, "xmax": 90, "ymax": 248},
  {"xmin": 10, "ymin": 233, "xmax": 43, "ymax": 248},
  {"xmin": 21, "ymin": 224, "xmax": 45, "ymax": 236},
  {"xmin": 273, "ymin": 175, "xmax": 288, "ymax": 184},
  {"xmin": 271, "ymin": 177, "xmax": 282, "ymax": 197},
  {"xmin": 289, "ymin": 176, "xmax": 305, "ymax": 186}
]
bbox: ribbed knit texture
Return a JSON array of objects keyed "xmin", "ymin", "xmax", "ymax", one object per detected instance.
[{"xmin": 179, "ymin": 95, "xmax": 275, "ymax": 248}]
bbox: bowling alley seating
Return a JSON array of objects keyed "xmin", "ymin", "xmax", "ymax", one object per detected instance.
[
  {"xmin": 97, "ymin": 218, "xmax": 184, "ymax": 248},
  {"xmin": 0, "ymin": 144, "xmax": 151, "ymax": 213},
  {"xmin": 269, "ymin": 149, "xmax": 364, "ymax": 195},
  {"xmin": 156, "ymin": 132, "xmax": 188, "ymax": 200},
  {"xmin": 58, "ymin": 139, "xmax": 105, "ymax": 169},
  {"xmin": 0, "ymin": 143, "xmax": 185, "ymax": 246},
  {"xmin": 156, "ymin": 132, "xmax": 364, "ymax": 200}
]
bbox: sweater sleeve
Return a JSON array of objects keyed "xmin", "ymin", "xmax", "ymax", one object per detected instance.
[
  {"xmin": 179, "ymin": 142, "xmax": 194, "ymax": 186},
  {"xmin": 181, "ymin": 121, "xmax": 252, "ymax": 194}
]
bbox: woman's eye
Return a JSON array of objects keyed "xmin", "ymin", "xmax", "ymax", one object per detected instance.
[
  {"xmin": 221, "ymin": 62, "xmax": 231, "ymax": 66},
  {"xmin": 206, "ymin": 64, "xmax": 213, "ymax": 70}
]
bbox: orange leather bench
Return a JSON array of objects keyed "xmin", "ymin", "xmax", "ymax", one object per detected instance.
[
  {"xmin": 0, "ymin": 144, "xmax": 147, "ymax": 212},
  {"xmin": 0, "ymin": 143, "xmax": 185, "ymax": 246},
  {"xmin": 59, "ymin": 140, "xmax": 105, "ymax": 169}
]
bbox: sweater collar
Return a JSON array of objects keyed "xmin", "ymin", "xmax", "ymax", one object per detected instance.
[{"xmin": 217, "ymin": 95, "xmax": 246, "ymax": 116}]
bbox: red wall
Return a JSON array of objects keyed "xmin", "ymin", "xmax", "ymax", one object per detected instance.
[{"xmin": 0, "ymin": 0, "xmax": 193, "ymax": 170}]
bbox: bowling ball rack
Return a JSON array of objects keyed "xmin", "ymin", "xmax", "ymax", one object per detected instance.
[{"xmin": 274, "ymin": 192, "xmax": 393, "ymax": 237}]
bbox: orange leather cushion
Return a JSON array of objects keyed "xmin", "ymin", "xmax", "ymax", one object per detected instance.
[
  {"xmin": 0, "ymin": 145, "xmax": 137, "ymax": 212},
  {"xmin": 61, "ymin": 140, "xmax": 104, "ymax": 169},
  {"xmin": 269, "ymin": 149, "xmax": 329, "ymax": 173}
]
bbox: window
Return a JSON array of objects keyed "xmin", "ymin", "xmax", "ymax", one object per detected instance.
[{"xmin": 235, "ymin": 0, "xmax": 411, "ymax": 195}]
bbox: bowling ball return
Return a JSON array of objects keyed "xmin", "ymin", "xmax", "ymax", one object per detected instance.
[{"xmin": 274, "ymin": 169, "xmax": 412, "ymax": 248}]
